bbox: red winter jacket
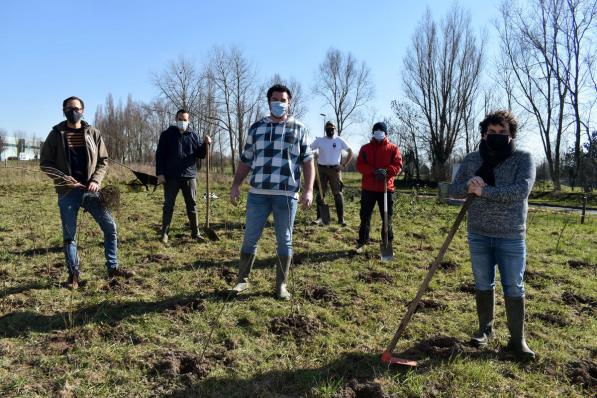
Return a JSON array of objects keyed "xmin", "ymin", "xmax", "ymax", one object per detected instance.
[{"xmin": 356, "ymin": 137, "xmax": 403, "ymax": 192}]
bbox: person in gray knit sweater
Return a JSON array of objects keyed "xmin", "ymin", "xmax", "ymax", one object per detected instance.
[{"xmin": 449, "ymin": 110, "xmax": 536, "ymax": 360}]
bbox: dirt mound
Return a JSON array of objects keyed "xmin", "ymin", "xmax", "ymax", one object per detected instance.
[
  {"xmin": 219, "ymin": 266, "xmax": 236, "ymax": 284},
  {"xmin": 270, "ymin": 314, "xmax": 320, "ymax": 340},
  {"xmin": 302, "ymin": 286, "xmax": 338, "ymax": 304},
  {"xmin": 399, "ymin": 335, "xmax": 471, "ymax": 360},
  {"xmin": 562, "ymin": 292, "xmax": 596, "ymax": 307},
  {"xmin": 534, "ymin": 311, "xmax": 570, "ymax": 327},
  {"xmin": 437, "ymin": 261, "xmax": 459, "ymax": 271},
  {"xmin": 458, "ymin": 282, "xmax": 476, "ymax": 294},
  {"xmin": 167, "ymin": 298, "xmax": 206, "ymax": 314},
  {"xmin": 333, "ymin": 378, "xmax": 388, "ymax": 398},
  {"xmin": 568, "ymin": 260, "xmax": 594, "ymax": 269},
  {"xmin": 567, "ymin": 360, "xmax": 597, "ymax": 389},
  {"xmin": 410, "ymin": 232, "xmax": 427, "ymax": 240},
  {"xmin": 140, "ymin": 253, "xmax": 171, "ymax": 264},
  {"xmin": 151, "ymin": 352, "xmax": 211, "ymax": 380},
  {"xmin": 407, "ymin": 299, "xmax": 446, "ymax": 313},
  {"xmin": 357, "ymin": 271, "xmax": 394, "ymax": 284}
]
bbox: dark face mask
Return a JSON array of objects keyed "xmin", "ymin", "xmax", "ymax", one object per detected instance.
[
  {"xmin": 485, "ymin": 134, "xmax": 509, "ymax": 151},
  {"xmin": 325, "ymin": 128, "xmax": 334, "ymax": 137},
  {"xmin": 65, "ymin": 109, "xmax": 83, "ymax": 124}
]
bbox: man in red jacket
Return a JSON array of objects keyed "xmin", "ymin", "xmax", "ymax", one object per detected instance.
[{"xmin": 355, "ymin": 122, "xmax": 403, "ymax": 253}]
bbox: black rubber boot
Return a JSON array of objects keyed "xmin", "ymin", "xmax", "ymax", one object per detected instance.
[
  {"xmin": 470, "ymin": 289, "xmax": 495, "ymax": 347},
  {"xmin": 161, "ymin": 208, "xmax": 173, "ymax": 243},
  {"xmin": 504, "ymin": 296, "xmax": 536, "ymax": 360},
  {"xmin": 231, "ymin": 252, "xmax": 256, "ymax": 293},
  {"xmin": 275, "ymin": 256, "xmax": 292, "ymax": 300},
  {"xmin": 334, "ymin": 193, "xmax": 346, "ymax": 226}
]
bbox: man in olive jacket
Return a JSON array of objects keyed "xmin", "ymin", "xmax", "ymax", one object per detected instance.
[{"xmin": 40, "ymin": 96, "xmax": 133, "ymax": 288}]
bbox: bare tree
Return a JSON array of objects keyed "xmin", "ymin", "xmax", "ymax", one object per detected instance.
[
  {"xmin": 391, "ymin": 101, "xmax": 424, "ymax": 180},
  {"xmin": 205, "ymin": 46, "xmax": 259, "ymax": 174},
  {"xmin": 402, "ymin": 5, "xmax": 484, "ymax": 180},
  {"xmin": 0, "ymin": 129, "xmax": 6, "ymax": 160},
  {"xmin": 313, "ymin": 48, "xmax": 374, "ymax": 136},
  {"xmin": 496, "ymin": 0, "xmax": 572, "ymax": 190},
  {"xmin": 152, "ymin": 56, "xmax": 205, "ymax": 123}
]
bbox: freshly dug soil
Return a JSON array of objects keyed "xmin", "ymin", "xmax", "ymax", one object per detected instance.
[
  {"xmin": 357, "ymin": 271, "xmax": 394, "ymax": 284},
  {"xmin": 567, "ymin": 360, "xmax": 597, "ymax": 389},
  {"xmin": 270, "ymin": 314, "xmax": 320, "ymax": 340},
  {"xmin": 333, "ymin": 378, "xmax": 388, "ymax": 398}
]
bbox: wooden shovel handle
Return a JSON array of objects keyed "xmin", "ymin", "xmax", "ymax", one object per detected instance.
[{"xmin": 385, "ymin": 195, "xmax": 475, "ymax": 353}]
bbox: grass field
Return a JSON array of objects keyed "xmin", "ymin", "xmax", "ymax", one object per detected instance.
[{"xmin": 0, "ymin": 165, "xmax": 595, "ymax": 397}]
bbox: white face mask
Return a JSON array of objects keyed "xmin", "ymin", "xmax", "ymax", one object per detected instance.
[
  {"xmin": 177, "ymin": 120, "xmax": 189, "ymax": 132},
  {"xmin": 373, "ymin": 130, "xmax": 386, "ymax": 141}
]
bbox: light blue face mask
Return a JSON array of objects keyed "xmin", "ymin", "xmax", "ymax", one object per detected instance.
[
  {"xmin": 270, "ymin": 101, "xmax": 288, "ymax": 118},
  {"xmin": 373, "ymin": 130, "xmax": 386, "ymax": 141}
]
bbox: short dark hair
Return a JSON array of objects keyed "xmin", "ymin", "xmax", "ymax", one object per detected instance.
[
  {"xmin": 325, "ymin": 121, "xmax": 335, "ymax": 128},
  {"xmin": 266, "ymin": 84, "xmax": 292, "ymax": 101},
  {"xmin": 176, "ymin": 109, "xmax": 190, "ymax": 118},
  {"xmin": 63, "ymin": 96, "xmax": 84, "ymax": 109},
  {"xmin": 479, "ymin": 110, "xmax": 518, "ymax": 138}
]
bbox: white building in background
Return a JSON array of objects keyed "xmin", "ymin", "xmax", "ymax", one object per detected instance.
[{"xmin": 0, "ymin": 136, "xmax": 42, "ymax": 161}]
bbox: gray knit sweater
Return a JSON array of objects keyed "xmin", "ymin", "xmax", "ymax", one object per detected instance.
[{"xmin": 449, "ymin": 149, "xmax": 535, "ymax": 239}]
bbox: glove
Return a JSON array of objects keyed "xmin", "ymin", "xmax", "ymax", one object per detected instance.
[{"xmin": 374, "ymin": 168, "xmax": 387, "ymax": 181}]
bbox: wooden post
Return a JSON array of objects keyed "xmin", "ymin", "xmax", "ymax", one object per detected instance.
[{"xmin": 581, "ymin": 195, "xmax": 587, "ymax": 224}]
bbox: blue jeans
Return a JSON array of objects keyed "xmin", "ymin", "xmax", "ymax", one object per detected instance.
[
  {"xmin": 241, "ymin": 193, "xmax": 297, "ymax": 257},
  {"xmin": 58, "ymin": 189, "xmax": 119, "ymax": 276},
  {"xmin": 467, "ymin": 232, "xmax": 526, "ymax": 297}
]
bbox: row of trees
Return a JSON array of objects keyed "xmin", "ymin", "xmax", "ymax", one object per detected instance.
[
  {"xmin": 390, "ymin": 0, "xmax": 595, "ymax": 190},
  {"xmin": 92, "ymin": 0, "xmax": 594, "ymax": 190}
]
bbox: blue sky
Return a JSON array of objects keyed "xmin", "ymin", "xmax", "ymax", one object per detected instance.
[{"xmin": 0, "ymin": 0, "xmax": 508, "ymax": 152}]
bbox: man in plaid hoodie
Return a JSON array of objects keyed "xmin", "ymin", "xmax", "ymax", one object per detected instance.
[{"xmin": 229, "ymin": 84, "xmax": 315, "ymax": 300}]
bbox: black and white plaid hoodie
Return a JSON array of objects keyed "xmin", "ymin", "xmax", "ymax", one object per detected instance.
[{"xmin": 240, "ymin": 116, "xmax": 313, "ymax": 198}]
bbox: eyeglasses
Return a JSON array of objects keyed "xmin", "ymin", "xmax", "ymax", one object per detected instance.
[{"xmin": 64, "ymin": 107, "xmax": 83, "ymax": 112}]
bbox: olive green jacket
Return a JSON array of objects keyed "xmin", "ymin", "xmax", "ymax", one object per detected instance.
[{"xmin": 40, "ymin": 121, "xmax": 109, "ymax": 194}]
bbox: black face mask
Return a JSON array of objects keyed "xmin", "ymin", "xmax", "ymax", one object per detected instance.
[
  {"xmin": 65, "ymin": 109, "xmax": 83, "ymax": 124},
  {"xmin": 486, "ymin": 134, "xmax": 509, "ymax": 151},
  {"xmin": 325, "ymin": 128, "xmax": 335, "ymax": 137}
]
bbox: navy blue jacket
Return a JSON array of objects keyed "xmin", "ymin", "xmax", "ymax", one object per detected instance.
[{"xmin": 155, "ymin": 126, "xmax": 207, "ymax": 178}]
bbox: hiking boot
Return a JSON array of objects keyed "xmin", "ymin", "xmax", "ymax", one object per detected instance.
[
  {"xmin": 504, "ymin": 296, "xmax": 535, "ymax": 360},
  {"xmin": 312, "ymin": 218, "xmax": 322, "ymax": 225},
  {"xmin": 275, "ymin": 256, "xmax": 292, "ymax": 300},
  {"xmin": 230, "ymin": 252, "xmax": 256, "ymax": 293},
  {"xmin": 191, "ymin": 233, "xmax": 207, "ymax": 243},
  {"xmin": 107, "ymin": 267, "xmax": 135, "ymax": 279},
  {"xmin": 470, "ymin": 290, "xmax": 495, "ymax": 347},
  {"xmin": 355, "ymin": 243, "xmax": 365, "ymax": 254}
]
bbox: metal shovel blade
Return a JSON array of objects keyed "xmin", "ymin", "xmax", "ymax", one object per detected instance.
[
  {"xmin": 318, "ymin": 203, "xmax": 331, "ymax": 225},
  {"xmin": 380, "ymin": 240, "xmax": 394, "ymax": 261},
  {"xmin": 202, "ymin": 226, "xmax": 219, "ymax": 241},
  {"xmin": 380, "ymin": 351, "xmax": 417, "ymax": 367}
]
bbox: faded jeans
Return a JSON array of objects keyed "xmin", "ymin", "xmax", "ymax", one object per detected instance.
[
  {"xmin": 241, "ymin": 193, "xmax": 297, "ymax": 257},
  {"xmin": 58, "ymin": 189, "xmax": 118, "ymax": 276},
  {"xmin": 467, "ymin": 232, "xmax": 526, "ymax": 297}
]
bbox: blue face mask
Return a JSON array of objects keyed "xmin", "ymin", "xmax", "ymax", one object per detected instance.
[
  {"xmin": 270, "ymin": 101, "xmax": 288, "ymax": 118},
  {"xmin": 373, "ymin": 130, "xmax": 386, "ymax": 141}
]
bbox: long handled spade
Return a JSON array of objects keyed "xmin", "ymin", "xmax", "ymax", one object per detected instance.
[
  {"xmin": 314, "ymin": 157, "xmax": 331, "ymax": 225},
  {"xmin": 202, "ymin": 142, "xmax": 219, "ymax": 241},
  {"xmin": 381, "ymin": 195, "xmax": 475, "ymax": 366},
  {"xmin": 380, "ymin": 177, "xmax": 394, "ymax": 261}
]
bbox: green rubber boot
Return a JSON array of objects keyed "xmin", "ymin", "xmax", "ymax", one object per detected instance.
[{"xmin": 470, "ymin": 290, "xmax": 495, "ymax": 347}]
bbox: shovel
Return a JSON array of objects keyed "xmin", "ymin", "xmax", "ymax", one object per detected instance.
[
  {"xmin": 314, "ymin": 158, "xmax": 331, "ymax": 225},
  {"xmin": 380, "ymin": 177, "xmax": 394, "ymax": 261},
  {"xmin": 380, "ymin": 195, "xmax": 475, "ymax": 366},
  {"xmin": 202, "ymin": 142, "xmax": 219, "ymax": 241}
]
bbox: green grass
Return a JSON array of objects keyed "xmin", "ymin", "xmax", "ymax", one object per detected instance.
[{"xmin": 0, "ymin": 171, "xmax": 595, "ymax": 397}]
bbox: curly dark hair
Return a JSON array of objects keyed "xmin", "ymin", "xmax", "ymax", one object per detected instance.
[{"xmin": 479, "ymin": 110, "xmax": 518, "ymax": 138}]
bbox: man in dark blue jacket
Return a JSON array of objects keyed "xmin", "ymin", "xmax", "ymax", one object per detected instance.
[{"xmin": 156, "ymin": 109, "xmax": 211, "ymax": 243}]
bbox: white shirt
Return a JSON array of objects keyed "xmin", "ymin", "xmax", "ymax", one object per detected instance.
[{"xmin": 310, "ymin": 135, "xmax": 351, "ymax": 166}]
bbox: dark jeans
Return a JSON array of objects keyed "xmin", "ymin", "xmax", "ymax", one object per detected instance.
[
  {"xmin": 162, "ymin": 177, "xmax": 197, "ymax": 232},
  {"xmin": 358, "ymin": 190, "xmax": 394, "ymax": 245}
]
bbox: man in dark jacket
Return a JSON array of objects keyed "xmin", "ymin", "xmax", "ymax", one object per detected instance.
[
  {"xmin": 355, "ymin": 122, "xmax": 403, "ymax": 253},
  {"xmin": 40, "ymin": 96, "xmax": 134, "ymax": 289},
  {"xmin": 156, "ymin": 109, "xmax": 211, "ymax": 243}
]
